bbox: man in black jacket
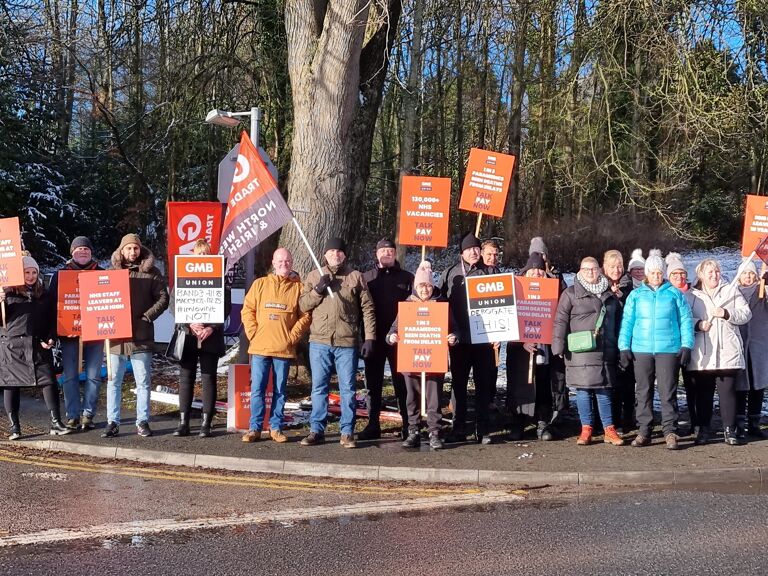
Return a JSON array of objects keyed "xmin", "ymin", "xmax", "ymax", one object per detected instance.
[{"xmin": 359, "ymin": 238, "xmax": 414, "ymax": 440}]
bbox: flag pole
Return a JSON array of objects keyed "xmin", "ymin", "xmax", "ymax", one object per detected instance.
[{"xmin": 291, "ymin": 217, "xmax": 335, "ymax": 299}]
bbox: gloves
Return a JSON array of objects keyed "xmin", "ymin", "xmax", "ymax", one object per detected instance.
[
  {"xmin": 619, "ymin": 350, "xmax": 634, "ymax": 370},
  {"xmin": 313, "ymin": 274, "xmax": 333, "ymax": 295},
  {"xmin": 360, "ymin": 339, "xmax": 375, "ymax": 359},
  {"xmin": 677, "ymin": 347, "xmax": 691, "ymax": 368}
]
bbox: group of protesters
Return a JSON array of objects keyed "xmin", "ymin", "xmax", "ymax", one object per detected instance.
[{"xmin": 1, "ymin": 230, "xmax": 766, "ymax": 453}]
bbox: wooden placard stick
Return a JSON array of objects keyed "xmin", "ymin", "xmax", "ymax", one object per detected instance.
[
  {"xmin": 474, "ymin": 213, "xmax": 483, "ymax": 238},
  {"xmin": 420, "ymin": 372, "xmax": 426, "ymax": 418},
  {"xmin": 528, "ymin": 351, "xmax": 535, "ymax": 384},
  {"xmin": 105, "ymin": 340, "xmax": 112, "ymax": 381},
  {"xmin": 78, "ymin": 340, "xmax": 83, "ymax": 375},
  {"xmin": 759, "ymin": 261, "xmax": 766, "ymax": 299}
]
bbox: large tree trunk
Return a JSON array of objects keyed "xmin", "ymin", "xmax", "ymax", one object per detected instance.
[{"xmin": 281, "ymin": 0, "xmax": 402, "ymax": 275}]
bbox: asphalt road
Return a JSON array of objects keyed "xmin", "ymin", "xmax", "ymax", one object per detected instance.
[{"xmin": 0, "ymin": 446, "xmax": 766, "ymax": 575}]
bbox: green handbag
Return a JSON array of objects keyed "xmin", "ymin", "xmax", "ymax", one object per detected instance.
[{"xmin": 567, "ymin": 305, "xmax": 606, "ymax": 353}]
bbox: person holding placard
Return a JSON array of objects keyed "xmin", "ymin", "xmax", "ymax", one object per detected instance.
[
  {"xmin": 360, "ymin": 238, "xmax": 414, "ymax": 441},
  {"xmin": 438, "ymin": 232, "xmax": 497, "ymax": 444},
  {"xmin": 102, "ymin": 234, "xmax": 169, "ymax": 438},
  {"xmin": 0, "ymin": 255, "xmax": 71, "ymax": 439},
  {"xmin": 48, "ymin": 236, "xmax": 104, "ymax": 431},
  {"xmin": 387, "ymin": 261, "xmax": 457, "ymax": 450}
]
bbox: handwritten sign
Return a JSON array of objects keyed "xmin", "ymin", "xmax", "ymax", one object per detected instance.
[
  {"xmin": 78, "ymin": 269, "xmax": 132, "ymax": 341},
  {"xmin": 396, "ymin": 301, "xmax": 449, "ymax": 373},
  {"xmin": 466, "ymin": 273, "xmax": 519, "ymax": 343},
  {"xmin": 174, "ymin": 255, "xmax": 225, "ymax": 324}
]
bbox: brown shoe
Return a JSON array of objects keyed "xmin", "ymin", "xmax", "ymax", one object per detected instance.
[
  {"xmin": 270, "ymin": 429, "xmax": 288, "ymax": 443},
  {"xmin": 631, "ymin": 434, "xmax": 651, "ymax": 447},
  {"xmin": 576, "ymin": 425, "xmax": 593, "ymax": 445},
  {"xmin": 241, "ymin": 430, "xmax": 260, "ymax": 443},
  {"xmin": 603, "ymin": 425, "xmax": 625, "ymax": 446},
  {"xmin": 339, "ymin": 434, "xmax": 357, "ymax": 449},
  {"xmin": 300, "ymin": 432, "xmax": 325, "ymax": 446},
  {"xmin": 665, "ymin": 433, "xmax": 679, "ymax": 450}
]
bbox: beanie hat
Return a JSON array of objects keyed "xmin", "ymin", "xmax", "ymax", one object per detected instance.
[
  {"xmin": 740, "ymin": 258, "xmax": 758, "ymax": 279},
  {"xmin": 529, "ymin": 236, "xmax": 548, "ymax": 256},
  {"xmin": 323, "ymin": 237, "xmax": 347, "ymax": 254},
  {"xmin": 70, "ymin": 236, "xmax": 94, "ymax": 254},
  {"xmin": 119, "ymin": 233, "xmax": 142, "ymax": 252},
  {"xmin": 628, "ymin": 248, "xmax": 645, "ymax": 271},
  {"xmin": 22, "ymin": 255, "xmax": 39, "ymax": 273},
  {"xmin": 665, "ymin": 252, "xmax": 686, "ymax": 278},
  {"xmin": 459, "ymin": 232, "xmax": 481, "ymax": 251},
  {"xmin": 644, "ymin": 248, "xmax": 665, "ymax": 276},
  {"xmin": 414, "ymin": 261, "xmax": 434, "ymax": 288},
  {"xmin": 521, "ymin": 252, "xmax": 546, "ymax": 274},
  {"xmin": 376, "ymin": 238, "xmax": 396, "ymax": 250}
]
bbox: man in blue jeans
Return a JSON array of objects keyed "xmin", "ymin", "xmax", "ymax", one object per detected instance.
[
  {"xmin": 102, "ymin": 233, "xmax": 168, "ymax": 438},
  {"xmin": 49, "ymin": 236, "xmax": 104, "ymax": 430},
  {"xmin": 299, "ymin": 238, "xmax": 376, "ymax": 448},
  {"xmin": 240, "ymin": 248, "xmax": 311, "ymax": 443}
]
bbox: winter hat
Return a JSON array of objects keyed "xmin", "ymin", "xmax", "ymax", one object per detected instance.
[
  {"xmin": 22, "ymin": 255, "xmax": 39, "ymax": 273},
  {"xmin": 459, "ymin": 232, "xmax": 481, "ymax": 251},
  {"xmin": 529, "ymin": 236, "xmax": 548, "ymax": 256},
  {"xmin": 70, "ymin": 236, "xmax": 94, "ymax": 254},
  {"xmin": 119, "ymin": 233, "xmax": 142, "ymax": 252},
  {"xmin": 665, "ymin": 252, "xmax": 686, "ymax": 278},
  {"xmin": 521, "ymin": 252, "xmax": 546, "ymax": 274},
  {"xmin": 644, "ymin": 248, "xmax": 665, "ymax": 276},
  {"xmin": 414, "ymin": 261, "xmax": 434, "ymax": 287},
  {"xmin": 739, "ymin": 258, "xmax": 758, "ymax": 278},
  {"xmin": 323, "ymin": 237, "xmax": 347, "ymax": 254},
  {"xmin": 627, "ymin": 248, "xmax": 645, "ymax": 271},
  {"xmin": 376, "ymin": 238, "xmax": 396, "ymax": 250}
]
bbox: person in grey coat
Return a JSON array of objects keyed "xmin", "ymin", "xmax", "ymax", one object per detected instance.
[{"xmin": 735, "ymin": 260, "xmax": 768, "ymax": 439}]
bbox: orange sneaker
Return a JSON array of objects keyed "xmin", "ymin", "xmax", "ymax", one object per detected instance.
[
  {"xmin": 576, "ymin": 425, "xmax": 593, "ymax": 445},
  {"xmin": 603, "ymin": 425, "xmax": 625, "ymax": 446}
]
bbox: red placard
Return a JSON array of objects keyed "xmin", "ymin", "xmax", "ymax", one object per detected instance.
[
  {"xmin": 166, "ymin": 201, "xmax": 226, "ymax": 287},
  {"xmin": 398, "ymin": 176, "xmax": 451, "ymax": 247},
  {"xmin": 78, "ymin": 270, "xmax": 133, "ymax": 342},
  {"xmin": 741, "ymin": 195, "xmax": 768, "ymax": 257},
  {"xmin": 513, "ymin": 276, "xmax": 560, "ymax": 344},
  {"xmin": 458, "ymin": 148, "xmax": 516, "ymax": 217},
  {"xmin": 56, "ymin": 270, "xmax": 83, "ymax": 337},
  {"xmin": 396, "ymin": 301, "xmax": 449, "ymax": 373},
  {"xmin": 0, "ymin": 217, "xmax": 24, "ymax": 288},
  {"xmin": 226, "ymin": 364, "xmax": 274, "ymax": 432}
]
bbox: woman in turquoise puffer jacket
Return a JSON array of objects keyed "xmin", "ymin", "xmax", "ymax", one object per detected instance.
[{"xmin": 618, "ymin": 250, "xmax": 694, "ymax": 450}]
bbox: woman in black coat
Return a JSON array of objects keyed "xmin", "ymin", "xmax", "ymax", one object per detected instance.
[{"xmin": 0, "ymin": 255, "xmax": 71, "ymax": 439}]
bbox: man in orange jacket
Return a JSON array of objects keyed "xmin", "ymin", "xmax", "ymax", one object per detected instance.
[{"xmin": 241, "ymin": 248, "xmax": 311, "ymax": 443}]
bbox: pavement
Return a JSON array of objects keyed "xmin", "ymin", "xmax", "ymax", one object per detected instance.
[{"xmin": 4, "ymin": 393, "xmax": 768, "ymax": 487}]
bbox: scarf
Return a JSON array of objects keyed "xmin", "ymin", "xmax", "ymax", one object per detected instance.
[{"xmin": 577, "ymin": 273, "xmax": 609, "ymax": 296}]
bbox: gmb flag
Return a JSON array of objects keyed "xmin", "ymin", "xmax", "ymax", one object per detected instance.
[{"xmin": 219, "ymin": 131, "xmax": 292, "ymax": 272}]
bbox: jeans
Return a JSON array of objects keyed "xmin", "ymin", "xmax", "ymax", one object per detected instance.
[
  {"xmin": 309, "ymin": 343, "xmax": 358, "ymax": 435},
  {"xmin": 60, "ymin": 339, "xmax": 104, "ymax": 419},
  {"xmin": 575, "ymin": 388, "xmax": 613, "ymax": 427},
  {"xmin": 106, "ymin": 352, "xmax": 152, "ymax": 426},
  {"xmin": 249, "ymin": 354, "xmax": 290, "ymax": 432}
]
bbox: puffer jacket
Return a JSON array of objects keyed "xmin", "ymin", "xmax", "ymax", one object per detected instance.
[
  {"xmin": 618, "ymin": 281, "xmax": 694, "ymax": 354},
  {"xmin": 109, "ymin": 246, "xmax": 169, "ymax": 355},
  {"xmin": 300, "ymin": 263, "xmax": 376, "ymax": 347},
  {"xmin": 688, "ymin": 280, "xmax": 751, "ymax": 371},
  {"xmin": 551, "ymin": 279, "xmax": 620, "ymax": 389}
]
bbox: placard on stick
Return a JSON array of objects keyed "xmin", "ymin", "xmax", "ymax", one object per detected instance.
[
  {"xmin": 458, "ymin": 148, "xmax": 516, "ymax": 218},
  {"xmin": 742, "ymin": 195, "xmax": 768, "ymax": 258},
  {"xmin": 56, "ymin": 270, "xmax": 83, "ymax": 337},
  {"xmin": 398, "ymin": 176, "xmax": 451, "ymax": 248},
  {"xmin": 226, "ymin": 364, "xmax": 274, "ymax": 432},
  {"xmin": 513, "ymin": 276, "xmax": 560, "ymax": 344},
  {"xmin": 466, "ymin": 273, "xmax": 519, "ymax": 343},
  {"xmin": 0, "ymin": 217, "xmax": 24, "ymax": 288},
  {"xmin": 174, "ymin": 255, "xmax": 225, "ymax": 324},
  {"xmin": 396, "ymin": 301, "xmax": 449, "ymax": 373},
  {"xmin": 78, "ymin": 269, "xmax": 133, "ymax": 341}
]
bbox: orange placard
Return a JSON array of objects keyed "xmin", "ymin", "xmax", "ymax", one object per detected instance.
[
  {"xmin": 741, "ymin": 195, "xmax": 768, "ymax": 257},
  {"xmin": 56, "ymin": 270, "xmax": 83, "ymax": 337},
  {"xmin": 396, "ymin": 301, "xmax": 449, "ymax": 373},
  {"xmin": 458, "ymin": 148, "xmax": 516, "ymax": 217},
  {"xmin": 78, "ymin": 269, "xmax": 133, "ymax": 342},
  {"xmin": 513, "ymin": 276, "xmax": 560, "ymax": 344},
  {"xmin": 226, "ymin": 364, "xmax": 273, "ymax": 432},
  {"xmin": 398, "ymin": 176, "xmax": 451, "ymax": 247},
  {"xmin": 0, "ymin": 217, "xmax": 24, "ymax": 287}
]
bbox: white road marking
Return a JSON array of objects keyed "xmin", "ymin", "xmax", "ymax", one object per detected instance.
[{"xmin": 0, "ymin": 491, "xmax": 523, "ymax": 548}]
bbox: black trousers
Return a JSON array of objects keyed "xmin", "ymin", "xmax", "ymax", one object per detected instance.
[
  {"xmin": 449, "ymin": 343, "xmax": 495, "ymax": 434},
  {"xmin": 687, "ymin": 370, "xmax": 739, "ymax": 429},
  {"xmin": 736, "ymin": 355, "xmax": 764, "ymax": 418},
  {"xmin": 681, "ymin": 369, "xmax": 695, "ymax": 426},
  {"xmin": 404, "ymin": 373, "xmax": 443, "ymax": 433},
  {"xmin": 633, "ymin": 353, "xmax": 679, "ymax": 437},
  {"xmin": 363, "ymin": 340, "xmax": 407, "ymax": 428},
  {"xmin": 179, "ymin": 339, "xmax": 218, "ymax": 415},
  {"xmin": 3, "ymin": 384, "xmax": 61, "ymax": 419},
  {"xmin": 613, "ymin": 361, "xmax": 636, "ymax": 429}
]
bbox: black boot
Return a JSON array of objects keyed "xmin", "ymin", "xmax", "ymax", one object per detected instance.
[
  {"xmin": 402, "ymin": 427, "xmax": 420, "ymax": 448},
  {"xmin": 199, "ymin": 413, "xmax": 213, "ymax": 438},
  {"xmin": 537, "ymin": 421, "xmax": 554, "ymax": 441},
  {"xmin": 723, "ymin": 427, "xmax": 744, "ymax": 446},
  {"xmin": 445, "ymin": 422, "xmax": 467, "ymax": 443},
  {"xmin": 747, "ymin": 416, "xmax": 767, "ymax": 439},
  {"xmin": 49, "ymin": 411, "xmax": 72, "ymax": 436},
  {"xmin": 694, "ymin": 426, "xmax": 710, "ymax": 445},
  {"xmin": 508, "ymin": 416, "xmax": 525, "ymax": 441},
  {"xmin": 736, "ymin": 415, "xmax": 747, "ymax": 440},
  {"xmin": 8, "ymin": 412, "xmax": 20, "ymax": 441},
  {"xmin": 173, "ymin": 412, "xmax": 190, "ymax": 437}
]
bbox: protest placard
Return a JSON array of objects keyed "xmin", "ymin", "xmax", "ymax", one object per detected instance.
[
  {"xmin": 396, "ymin": 301, "xmax": 449, "ymax": 373},
  {"xmin": 0, "ymin": 217, "xmax": 24, "ymax": 288},
  {"xmin": 166, "ymin": 201, "xmax": 225, "ymax": 288},
  {"xmin": 458, "ymin": 148, "xmax": 516, "ymax": 218},
  {"xmin": 56, "ymin": 270, "xmax": 83, "ymax": 337},
  {"xmin": 78, "ymin": 269, "xmax": 132, "ymax": 342},
  {"xmin": 741, "ymin": 195, "xmax": 768, "ymax": 257},
  {"xmin": 174, "ymin": 255, "xmax": 225, "ymax": 324},
  {"xmin": 513, "ymin": 276, "xmax": 560, "ymax": 344},
  {"xmin": 226, "ymin": 364, "xmax": 273, "ymax": 432},
  {"xmin": 466, "ymin": 273, "xmax": 519, "ymax": 343},
  {"xmin": 398, "ymin": 176, "xmax": 451, "ymax": 248}
]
